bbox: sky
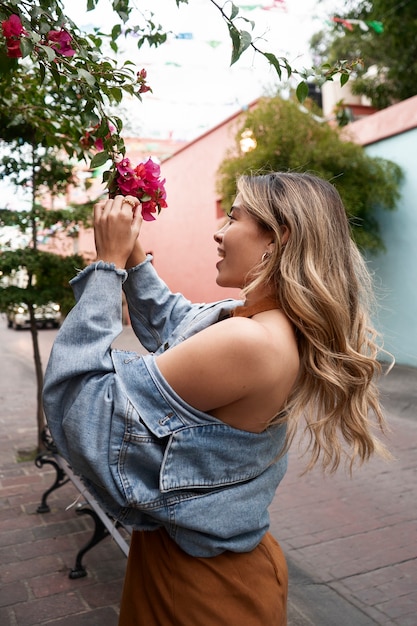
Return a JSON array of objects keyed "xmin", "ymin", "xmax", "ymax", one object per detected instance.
[{"xmin": 65, "ymin": 0, "xmax": 344, "ymax": 140}]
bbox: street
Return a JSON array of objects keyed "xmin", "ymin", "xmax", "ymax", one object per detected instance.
[{"xmin": 0, "ymin": 317, "xmax": 58, "ymax": 449}]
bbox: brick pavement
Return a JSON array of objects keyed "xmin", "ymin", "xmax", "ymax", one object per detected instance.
[
  {"xmin": 1, "ymin": 324, "xmax": 416, "ymax": 625},
  {"xmin": 271, "ymin": 364, "xmax": 417, "ymax": 626},
  {"xmin": 0, "ymin": 423, "xmax": 126, "ymax": 625}
]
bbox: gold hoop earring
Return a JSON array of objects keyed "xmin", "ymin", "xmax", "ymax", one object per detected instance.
[{"xmin": 261, "ymin": 251, "xmax": 271, "ymax": 263}]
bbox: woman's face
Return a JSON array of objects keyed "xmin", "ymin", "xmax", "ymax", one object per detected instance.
[{"xmin": 213, "ymin": 195, "xmax": 273, "ymax": 289}]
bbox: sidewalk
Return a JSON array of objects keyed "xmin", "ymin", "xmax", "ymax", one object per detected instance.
[
  {"xmin": 273, "ymin": 361, "xmax": 417, "ymax": 626},
  {"xmin": 1, "ymin": 326, "xmax": 416, "ymax": 625}
]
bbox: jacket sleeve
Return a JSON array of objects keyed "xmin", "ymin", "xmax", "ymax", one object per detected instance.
[
  {"xmin": 43, "ymin": 263, "xmax": 128, "ymax": 467},
  {"xmin": 122, "ymin": 256, "xmax": 198, "ymax": 353}
]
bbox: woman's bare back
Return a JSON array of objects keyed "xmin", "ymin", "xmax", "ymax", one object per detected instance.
[{"xmin": 156, "ymin": 308, "xmax": 299, "ymax": 433}]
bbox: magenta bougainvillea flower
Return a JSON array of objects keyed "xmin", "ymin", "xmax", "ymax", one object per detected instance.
[
  {"xmin": 1, "ymin": 14, "xmax": 28, "ymax": 58},
  {"xmin": 1, "ymin": 15, "xmax": 76, "ymax": 59},
  {"xmin": 137, "ymin": 68, "xmax": 151, "ymax": 94},
  {"xmin": 4, "ymin": 38, "xmax": 22, "ymax": 57},
  {"xmin": 113, "ymin": 157, "xmax": 167, "ymax": 221},
  {"xmin": 1, "ymin": 14, "xmax": 26, "ymax": 38},
  {"xmin": 46, "ymin": 28, "xmax": 75, "ymax": 57},
  {"xmin": 94, "ymin": 123, "xmax": 116, "ymax": 151}
]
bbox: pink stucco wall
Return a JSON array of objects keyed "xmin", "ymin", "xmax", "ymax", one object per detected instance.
[{"xmin": 137, "ymin": 115, "xmax": 247, "ymax": 303}]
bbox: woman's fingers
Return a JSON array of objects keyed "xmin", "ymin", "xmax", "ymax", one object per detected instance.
[
  {"xmin": 93, "ymin": 195, "xmax": 143, "ymax": 267},
  {"xmin": 94, "ymin": 199, "xmax": 106, "ymax": 222},
  {"xmin": 94, "ymin": 195, "xmax": 140, "ymax": 222}
]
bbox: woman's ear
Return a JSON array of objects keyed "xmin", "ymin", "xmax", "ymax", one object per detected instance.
[{"xmin": 280, "ymin": 225, "xmax": 290, "ymax": 246}]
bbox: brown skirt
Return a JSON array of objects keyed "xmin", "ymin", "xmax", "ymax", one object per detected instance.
[{"xmin": 118, "ymin": 528, "xmax": 288, "ymax": 626}]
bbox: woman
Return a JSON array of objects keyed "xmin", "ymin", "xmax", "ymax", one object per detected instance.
[{"xmin": 43, "ymin": 172, "xmax": 390, "ymax": 625}]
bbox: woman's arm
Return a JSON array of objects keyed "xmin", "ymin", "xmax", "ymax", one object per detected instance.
[
  {"xmin": 123, "ymin": 255, "xmax": 197, "ymax": 352},
  {"xmin": 92, "ymin": 195, "xmax": 197, "ymax": 351}
]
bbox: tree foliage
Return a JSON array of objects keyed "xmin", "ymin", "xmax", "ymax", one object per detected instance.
[
  {"xmin": 0, "ymin": 138, "xmax": 87, "ymax": 450},
  {"xmin": 0, "ymin": 248, "xmax": 83, "ymax": 314},
  {"xmin": 216, "ymin": 96, "xmax": 403, "ymax": 251},
  {"xmin": 309, "ymin": 0, "xmax": 417, "ymax": 109}
]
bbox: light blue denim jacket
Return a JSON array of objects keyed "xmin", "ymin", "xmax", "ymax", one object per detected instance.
[{"xmin": 43, "ymin": 257, "xmax": 287, "ymax": 557}]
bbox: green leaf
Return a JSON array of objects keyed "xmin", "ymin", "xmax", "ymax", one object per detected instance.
[
  {"xmin": 77, "ymin": 69, "xmax": 96, "ymax": 87},
  {"xmin": 50, "ymin": 66, "xmax": 61, "ymax": 88},
  {"xmin": 41, "ymin": 45, "xmax": 57, "ymax": 63},
  {"xmin": 113, "ymin": 117, "xmax": 124, "ymax": 132},
  {"xmin": 340, "ymin": 72, "xmax": 349, "ymax": 87},
  {"xmin": 38, "ymin": 62, "xmax": 46, "ymax": 85},
  {"xmin": 0, "ymin": 51, "xmax": 18, "ymax": 75},
  {"xmin": 228, "ymin": 25, "xmax": 242, "ymax": 66},
  {"xmin": 230, "ymin": 3, "xmax": 239, "ymax": 19},
  {"xmin": 296, "ymin": 81, "xmax": 309, "ymax": 103},
  {"xmin": 282, "ymin": 57, "xmax": 292, "ymax": 79},
  {"xmin": 263, "ymin": 53, "xmax": 282, "ymax": 80},
  {"xmin": 111, "ymin": 24, "xmax": 122, "ymax": 39},
  {"xmin": 238, "ymin": 30, "xmax": 252, "ymax": 55},
  {"xmin": 20, "ymin": 37, "xmax": 34, "ymax": 58},
  {"xmin": 109, "ymin": 87, "xmax": 123, "ymax": 103},
  {"xmin": 90, "ymin": 151, "xmax": 110, "ymax": 169}
]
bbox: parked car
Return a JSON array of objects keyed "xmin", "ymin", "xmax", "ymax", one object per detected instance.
[{"xmin": 6, "ymin": 302, "xmax": 61, "ymax": 330}]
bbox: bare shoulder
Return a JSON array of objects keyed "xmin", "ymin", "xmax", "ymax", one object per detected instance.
[
  {"xmin": 155, "ymin": 312, "xmax": 299, "ymax": 417},
  {"xmin": 159, "ymin": 314, "xmax": 287, "ymax": 377}
]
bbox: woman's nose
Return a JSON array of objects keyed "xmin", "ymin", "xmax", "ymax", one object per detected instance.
[{"xmin": 213, "ymin": 227, "xmax": 224, "ymax": 244}]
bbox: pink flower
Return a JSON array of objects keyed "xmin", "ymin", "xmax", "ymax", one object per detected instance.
[
  {"xmin": 137, "ymin": 68, "xmax": 152, "ymax": 95},
  {"xmin": 2, "ymin": 14, "xmax": 26, "ymax": 38},
  {"xmin": 112, "ymin": 157, "xmax": 167, "ymax": 221},
  {"xmin": 93, "ymin": 123, "xmax": 115, "ymax": 150},
  {"xmin": 47, "ymin": 28, "xmax": 75, "ymax": 57},
  {"xmin": 94, "ymin": 138, "xmax": 105, "ymax": 152},
  {"xmin": 5, "ymin": 38, "xmax": 23, "ymax": 57},
  {"xmin": 2, "ymin": 14, "xmax": 28, "ymax": 58}
]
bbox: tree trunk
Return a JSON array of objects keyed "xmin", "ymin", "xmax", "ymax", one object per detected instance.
[{"xmin": 29, "ymin": 307, "xmax": 46, "ymax": 452}]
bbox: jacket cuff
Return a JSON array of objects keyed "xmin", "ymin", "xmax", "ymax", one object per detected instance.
[
  {"xmin": 70, "ymin": 261, "xmax": 128, "ymax": 284},
  {"xmin": 126, "ymin": 254, "xmax": 154, "ymax": 275}
]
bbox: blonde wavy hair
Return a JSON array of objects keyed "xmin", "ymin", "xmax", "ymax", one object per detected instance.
[{"xmin": 237, "ymin": 172, "xmax": 391, "ymax": 472}]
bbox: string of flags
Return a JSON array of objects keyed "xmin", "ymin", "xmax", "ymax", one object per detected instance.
[
  {"xmin": 239, "ymin": 1, "xmax": 287, "ymax": 10},
  {"xmin": 331, "ymin": 17, "xmax": 384, "ymax": 33}
]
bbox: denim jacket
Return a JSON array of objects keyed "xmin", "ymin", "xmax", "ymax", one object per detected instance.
[{"xmin": 43, "ymin": 257, "xmax": 287, "ymax": 557}]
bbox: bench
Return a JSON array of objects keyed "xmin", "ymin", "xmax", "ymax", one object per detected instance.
[{"xmin": 35, "ymin": 428, "xmax": 131, "ymax": 579}]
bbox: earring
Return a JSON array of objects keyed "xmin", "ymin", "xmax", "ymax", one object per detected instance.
[{"xmin": 261, "ymin": 251, "xmax": 271, "ymax": 263}]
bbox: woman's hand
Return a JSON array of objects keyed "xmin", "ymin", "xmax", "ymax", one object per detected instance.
[{"xmin": 94, "ymin": 195, "xmax": 143, "ymax": 268}]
